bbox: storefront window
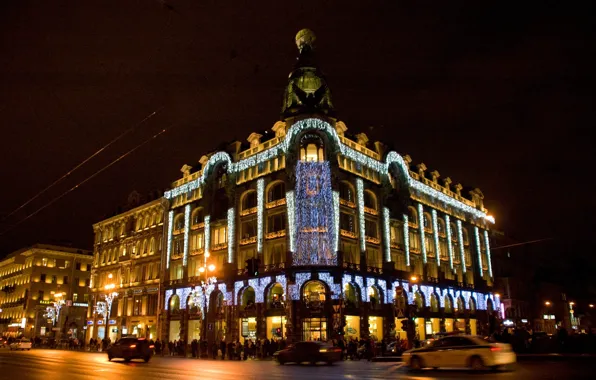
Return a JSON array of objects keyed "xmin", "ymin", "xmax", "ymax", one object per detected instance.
[
  {"xmin": 368, "ymin": 316, "xmax": 383, "ymax": 341},
  {"xmin": 303, "ymin": 318, "xmax": 327, "ymax": 341},
  {"xmin": 303, "ymin": 281, "xmax": 326, "ymax": 309},
  {"xmin": 240, "ymin": 317, "xmax": 257, "ymax": 343},
  {"xmin": 344, "ymin": 315, "xmax": 360, "ymax": 339},
  {"xmin": 268, "ymin": 283, "xmax": 284, "ymax": 309},
  {"xmin": 430, "ymin": 294, "xmax": 439, "ymax": 312},
  {"xmin": 343, "ymin": 283, "xmax": 359, "ymax": 308},
  {"xmin": 242, "ymin": 287, "xmax": 256, "ymax": 309},
  {"xmin": 266, "ymin": 316, "xmax": 287, "ymax": 340}
]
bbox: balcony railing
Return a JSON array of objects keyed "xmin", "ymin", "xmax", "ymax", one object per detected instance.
[
  {"xmin": 363, "ymin": 206, "xmax": 378, "ymax": 215},
  {"xmin": 340, "ymin": 230, "xmax": 357, "ymax": 239},
  {"xmin": 265, "ymin": 230, "xmax": 286, "ymax": 240},
  {"xmin": 339, "ymin": 199, "xmax": 356, "ymax": 208},
  {"xmin": 240, "ymin": 207, "xmax": 258, "ymax": 217},
  {"xmin": 239, "ymin": 236, "xmax": 257, "ymax": 246},
  {"xmin": 265, "ymin": 198, "xmax": 286, "ymax": 209}
]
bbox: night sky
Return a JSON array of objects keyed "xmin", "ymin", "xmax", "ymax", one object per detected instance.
[{"xmin": 1, "ymin": 2, "xmax": 594, "ymax": 294}]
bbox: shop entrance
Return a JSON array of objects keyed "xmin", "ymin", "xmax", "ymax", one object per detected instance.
[
  {"xmin": 188, "ymin": 319, "xmax": 202, "ymax": 341},
  {"xmin": 266, "ymin": 316, "xmax": 286, "ymax": 340},
  {"xmin": 303, "ymin": 318, "xmax": 327, "ymax": 341},
  {"xmin": 368, "ymin": 316, "xmax": 383, "ymax": 341},
  {"xmin": 240, "ymin": 317, "xmax": 257, "ymax": 343},
  {"xmin": 169, "ymin": 320, "xmax": 181, "ymax": 341}
]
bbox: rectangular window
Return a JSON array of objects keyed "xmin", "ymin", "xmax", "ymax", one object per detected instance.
[
  {"xmin": 133, "ymin": 295, "xmax": 142, "ymax": 316},
  {"xmin": 74, "ymin": 277, "xmax": 80, "ymax": 287},
  {"xmin": 365, "ymin": 219, "xmax": 378, "ymax": 239},
  {"xmin": 73, "ymin": 293, "xmax": 78, "ymax": 302},
  {"xmin": 340, "ymin": 212, "xmax": 356, "ymax": 233},
  {"xmin": 40, "ymin": 274, "xmax": 46, "ymax": 282},
  {"xmin": 85, "ymin": 278, "xmax": 90, "ymax": 287},
  {"xmin": 241, "ymin": 219, "xmax": 257, "ymax": 238},
  {"xmin": 84, "ymin": 294, "xmax": 89, "ymax": 302},
  {"xmin": 212, "ymin": 226, "xmax": 227, "ymax": 245},
  {"xmin": 76, "ymin": 262, "xmax": 81, "ymax": 270},
  {"xmin": 63, "ymin": 276, "xmax": 68, "ymax": 285},
  {"xmin": 267, "ymin": 213, "xmax": 286, "ymax": 233},
  {"xmin": 190, "ymin": 231, "xmax": 204, "ymax": 252},
  {"xmin": 42, "ymin": 258, "xmax": 48, "ymax": 266},
  {"xmin": 38, "ymin": 290, "xmax": 44, "ymax": 301},
  {"xmin": 341, "ymin": 242, "xmax": 360, "ymax": 264}
]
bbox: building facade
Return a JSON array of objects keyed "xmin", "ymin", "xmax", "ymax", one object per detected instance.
[
  {"xmin": 158, "ymin": 29, "xmax": 500, "ymax": 348},
  {"xmin": 87, "ymin": 198, "xmax": 165, "ymax": 342},
  {"xmin": 0, "ymin": 244, "xmax": 92, "ymax": 339}
]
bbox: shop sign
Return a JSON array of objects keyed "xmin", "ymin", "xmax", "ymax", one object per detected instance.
[
  {"xmin": 73, "ymin": 303, "xmax": 89, "ymax": 307},
  {"xmin": 87, "ymin": 320, "xmax": 94, "ymax": 325},
  {"xmin": 97, "ymin": 320, "xmax": 104, "ymax": 325},
  {"xmin": 108, "ymin": 319, "xmax": 117, "ymax": 325}
]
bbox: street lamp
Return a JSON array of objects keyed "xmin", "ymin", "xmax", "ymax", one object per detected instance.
[
  {"xmin": 590, "ymin": 304, "xmax": 594, "ymax": 308},
  {"xmin": 102, "ymin": 274, "xmax": 118, "ymax": 340},
  {"xmin": 190, "ymin": 261, "xmax": 217, "ymax": 356},
  {"xmin": 545, "ymin": 301, "xmax": 551, "ymax": 306},
  {"xmin": 410, "ymin": 276, "xmax": 418, "ymax": 282}
]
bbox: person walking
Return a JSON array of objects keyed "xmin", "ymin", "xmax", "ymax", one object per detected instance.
[{"xmin": 220, "ymin": 339, "xmax": 227, "ymax": 360}]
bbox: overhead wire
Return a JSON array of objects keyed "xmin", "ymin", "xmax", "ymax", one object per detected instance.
[
  {"xmin": 1, "ymin": 107, "xmax": 163, "ymax": 222},
  {"xmin": 0, "ymin": 125, "xmax": 174, "ymax": 237}
]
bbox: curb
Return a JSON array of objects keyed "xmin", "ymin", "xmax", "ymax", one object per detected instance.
[{"xmin": 371, "ymin": 356, "xmax": 403, "ymax": 362}]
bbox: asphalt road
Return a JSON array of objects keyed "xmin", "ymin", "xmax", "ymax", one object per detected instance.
[{"xmin": 1, "ymin": 348, "xmax": 595, "ymax": 380}]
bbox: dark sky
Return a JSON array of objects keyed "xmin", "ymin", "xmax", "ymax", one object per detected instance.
[{"xmin": 0, "ymin": 1, "xmax": 594, "ymax": 290}]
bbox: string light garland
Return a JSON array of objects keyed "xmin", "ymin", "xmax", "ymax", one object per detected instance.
[
  {"xmin": 275, "ymin": 275, "xmax": 288, "ymax": 302},
  {"xmin": 420, "ymin": 285, "xmax": 434, "ymax": 307},
  {"xmin": 234, "ymin": 281, "xmax": 244, "ymax": 306},
  {"xmin": 474, "ymin": 226, "xmax": 483, "ymax": 277},
  {"xmin": 204, "ymin": 215, "xmax": 211, "ymax": 259},
  {"xmin": 355, "ymin": 275, "xmax": 365, "ymax": 302},
  {"xmin": 445, "ymin": 215, "xmax": 454, "ymax": 270},
  {"xmin": 294, "ymin": 161, "xmax": 336, "ymax": 266},
  {"xmin": 183, "ymin": 205, "xmax": 191, "ymax": 267},
  {"xmin": 164, "ymin": 289, "xmax": 174, "ymax": 310},
  {"xmin": 356, "ymin": 179, "xmax": 366, "ymax": 252},
  {"xmin": 164, "ymin": 118, "xmax": 494, "ymax": 224},
  {"xmin": 289, "ymin": 272, "xmax": 312, "ymax": 300},
  {"xmin": 457, "ymin": 220, "xmax": 466, "ymax": 272},
  {"xmin": 333, "ymin": 191, "xmax": 340, "ymax": 252},
  {"xmin": 227, "ymin": 208, "xmax": 235, "ymax": 263},
  {"xmin": 319, "ymin": 272, "xmax": 341, "ymax": 300},
  {"xmin": 179, "ymin": 287, "xmax": 192, "ymax": 310},
  {"xmin": 383, "ymin": 207, "xmax": 391, "ymax": 262},
  {"xmin": 403, "ymin": 214, "xmax": 410, "ymax": 266},
  {"xmin": 257, "ymin": 179, "xmax": 264, "ymax": 253},
  {"xmin": 431, "ymin": 209, "xmax": 441, "ymax": 268},
  {"xmin": 483, "ymin": 229, "xmax": 493, "ymax": 277},
  {"xmin": 417, "ymin": 203, "xmax": 427, "ymax": 263},
  {"xmin": 218, "ymin": 283, "xmax": 232, "ymax": 304},
  {"xmin": 166, "ymin": 211, "xmax": 174, "ymax": 269},
  {"xmin": 286, "ymin": 191, "xmax": 296, "ymax": 253}
]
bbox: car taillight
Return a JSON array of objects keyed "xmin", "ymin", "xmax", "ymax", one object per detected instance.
[
  {"xmin": 149, "ymin": 345, "xmax": 154, "ymax": 348},
  {"xmin": 130, "ymin": 344, "xmax": 137, "ymax": 348},
  {"xmin": 490, "ymin": 347, "xmax": 501, "ymax": 352}
]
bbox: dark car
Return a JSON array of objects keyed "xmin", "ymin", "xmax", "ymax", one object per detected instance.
[
  {"xmin": 274, "ymin": 341, "xmax": 342, "ymax": 365},
  {"xmin": 107, "ymin": 337, "xmax": 153, "ymax": 362}
]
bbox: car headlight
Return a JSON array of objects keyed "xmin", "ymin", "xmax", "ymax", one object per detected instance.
[{"xmin": 319, "ymin": 349, "xmax": 327, "ymax": 352}]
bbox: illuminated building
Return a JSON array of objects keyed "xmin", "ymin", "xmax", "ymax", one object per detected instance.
[
  {"xmin": 160, "ymin": 29, "xmax": 499, "ymax": 346},
  {"xmin": 87, "ymin": 194, "xmax": 165, "ymax": 342},
  {"xmin": 0, "ymin": 244, "xmax": 92, "ymax": 339}
]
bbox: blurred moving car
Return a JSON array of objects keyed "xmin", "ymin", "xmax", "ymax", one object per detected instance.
[
  {"xmin": 9, "ymin": 338, "xmax": 32, "ymax": 351},
  {"xmin": 0, "ymin": 337, "xmax": 8, "ymax": 348},
  {"xmin": 403, "ymin": 335, "xmax": 516, "ymax": 371},
  {"xmin": 274, "ymin": 341, "xmax": 342, "ymax": 365},
  {"xmin": 106, "ymin": 337, "xmax": 153, "ymax": 362}
]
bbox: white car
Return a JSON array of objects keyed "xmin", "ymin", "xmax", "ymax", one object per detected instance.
[
  {"xmin": 9, "ymin": 339, "xmax": 32, "ymax": 351},
  {"xmin": 403, "ymin": 335, "xmax": 516, "ymax": 371}
]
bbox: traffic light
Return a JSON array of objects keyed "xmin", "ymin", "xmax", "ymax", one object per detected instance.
[
  {"xmin": 401, "ymin": 320, "xmax": 409, "ymax": 331},
  {"xmin": 245, "ymin": 258, "xmax": 261, "ymax": 276},
  {"xmin": 275, "ymin": 327, "xmax": 282, "ymax": 336}
]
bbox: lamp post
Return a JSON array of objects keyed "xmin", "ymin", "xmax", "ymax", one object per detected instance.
[
  {"xmin": 103, "ymin": 273, "xmax": 118, "ymax": 340},
  {"xmin": 190, "ymin": 262, "xmax": 216, "ymax": 357}
]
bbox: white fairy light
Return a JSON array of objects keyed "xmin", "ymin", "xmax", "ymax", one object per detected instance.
[
  {"xmin": 383, "ymin": 207, "xmax": 391, "ymax": 262},
  {"xmin": 356, "ymin": 178, "xmax": 366, "ymax": 251},
  {"xmin": 431, "ymin": 209, "xmax": 441, "ymax": 268},
  {"xmin": 483, "ymin": 229, "xmax": 493, "ymax": 278},
  {"xmin": 355, "ymin": 275, "xmax": 365, "ymax": 302},
  {"xmin": 183, "ymin": 205, "xmax": 191, "ymax": 267},
  {"xmin": 417, "ymin": 203, "xmax": 427, "ymax": 263},
  {"xmin": 257, "ymin": 178, "xmax": 264, "ymax": 253},
  {"xmin": 403, "ymin": 214, "xmax": 410, "ymax": 266},
  {"xmin": 204, "ymin": 215, "xmax": 211, "ymax": 260},
  {"xmin": 227, "ymin": 208, "xmax": 235, "ymax": 264},
  {"xmin": 445, "ymin": 214, "xmax": 454, "ymax": 270},
  {"xmin": 319, "ymin": 272, "xmax": 341, "ymax": 300},
  {"xmin": 333, "ymin": 191, "xmax": 340, "ymax": 253},
  {"xmin": 166, "ymin": 211, "xmax": 174, "ymax": 269},
  {"xmin": 457, "ymin": 219, "xmax": 466, "ymax": 272},
  {"xmin": 163, "ymin": 118, "xmax": 493, "ymax": 225},
  {"xmin": 474, "ymin": 226, "xmax": 483, "ymax": 277},
  {"xmin": 289, "ymin": 272, "xmax": 312, "ymax": 301},
  {"xmin": 286, "ymin": 190, "xmax": 296, "ymax": 253},
  {"xmin": 164, "ymin": 289, "xmax": 174, "ymax": 310}
]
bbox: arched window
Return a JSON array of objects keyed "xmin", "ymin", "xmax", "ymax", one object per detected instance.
[
  {"xmin": 444, "ymin": 295, "xmax": 453, "ymax": 313},
  {"xmin": 100, "ymin": 251, "xmax": 106, "ymax": 265},
  {"xmin": 150, "ymin": 213, "xmax": 156, "ymax": 226},
  {"xmin": 408, "ymin": 207, "xmax": 418, "ymax": 227},
  {"xmin": 303, "ymin": 281, "xmax": 327, "ymax": 303},
  {"xmin": 369, "ymin": 286, "xmax": 382, "ymax": 309},
  {"xmin": 438, "ymin": 219, "xmax": 446, "ymax": 237},
  {"xmin": 192, "ymin": 208, "xmax": 205, "ymax": 226},
  {"xmin": 174, "ymin": 214, "xmax": 185, "ymax": 231},
  {"xmin": 242, "ymin": 287, "xmax": 256, "ymax": 308},
  {"xmin": 241, "ymin": 191, "xmax": 257, "ymax": 211},
  {"xmin": 343, "ymin": 283, "xmax": 359, "ymax": 308},
  {"xmin": 267, "ymin": 181, "xmax": 285, "ymax": 203},
  {"xmin": 143, "ymin": 215, "xmax": 149, "ymax": 229},
  {"xmin": 300, "ymin": 135, "xmax": 325, "ymax": 162},
  {"xmin": 363, "ymin": 190, "xmax": 377, "ymax": 211},
  {"xmin": 111, "ymin": 249, "xmax": 117, "ymax": 262},
  {"xmin": 109, "ymin": 227, "xmax": 114, "ymax": 240},
  {"xmin": 169, "ymin": 295, "xmax": 180, "ymax": 314},
  {"xmin": 423, "ymin": 213, "xmax": 432, "ymax": 233},
  {"xmin": 339, "ymin": 181, "xmax": 355, "ymax": 204},
  {"xmin": 142, "ymin": 239, "xmax": 148, "ymax": 255},
  {"xmin": 414, "ymin": 291, "xmax": 424, "ymax": 311},
  {"xmin": 136, "ymin": 218, "xmax": 142, "ymax": 231},
  {"xmin": 457, "ymin": 297, "xmax": 465, "ymax": 312},
  {"xmin": 120, "ymin": 224, "xmax": 126, "ymax": 236},
  {"xmin": 430, "ymin": 294, "xmax": 439, "ymax": 312},
  {"xmin": 268, "ymin": 283, "xmax": 284, "ymax": 309},
  {"xmin": 469, "ymin": 297, "xmax": 476, "ymax": 313},
  {"xmin": 149, "ymin": 238, "xmax": 156, "ymax": 254},
  {"xmin": 462, "ymin": 228, "xmax": 470, "ymax": 245}
]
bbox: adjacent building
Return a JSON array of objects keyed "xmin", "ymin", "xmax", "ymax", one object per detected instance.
[
  {"xmin": 159, "ymin": 29, "xmax": 500, "ymax": 347},
  {"xmin": 0, "ymin": 244, "xmax": 92, "ymax": 339},
  {"xmin": 87, "ymin": 195, "xmax": 165, "ymax": 342}
]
